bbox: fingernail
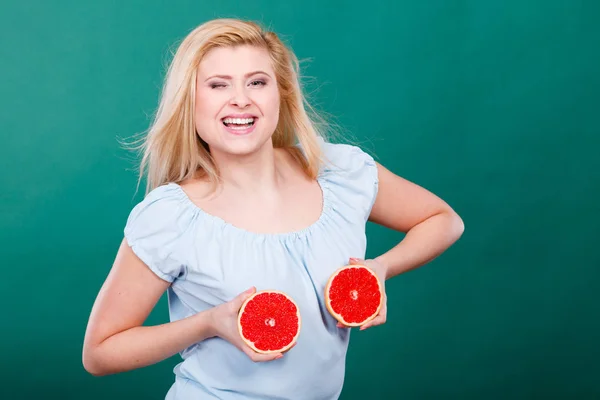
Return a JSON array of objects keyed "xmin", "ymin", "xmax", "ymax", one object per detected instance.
[{"xmin": 349, "ymin": 258, "xmax": 359, "ymax": 262}]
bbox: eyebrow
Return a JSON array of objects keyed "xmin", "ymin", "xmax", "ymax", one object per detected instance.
[{"xmin": 204, "ymin": 70, "xmax": 271, "ymax": 82}]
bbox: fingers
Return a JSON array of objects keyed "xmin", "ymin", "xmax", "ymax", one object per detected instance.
[
  {"xmin": 336, "ymin": 319, "xmax": 385, "ymax": 330},
  {"xmin": 359, "ymin": 314, "xmax": 386, "ymax": 330},
  {"xmin": 245, "ymin": 339, "xmax": 297, "ymax": 361},
  {"xmin": 242, "ymin": 346, "xmax": 283, "ymax": 362},
  {"xmin": 335, "ymin": 314, "xmax": 386, "ymax": 331}
]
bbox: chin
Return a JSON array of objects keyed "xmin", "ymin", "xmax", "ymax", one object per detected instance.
[
  {"xmin": 222, "ymin": 141, "xmax": 263, "ymax": 156},
  {"xmin": 217, "ymin": 133, "xmax": 274, "ymax": 157}
]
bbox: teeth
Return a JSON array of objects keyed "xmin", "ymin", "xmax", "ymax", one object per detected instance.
[{"xmin": 223, "ymin": 117, "xmax": 255, "ymax": 125}]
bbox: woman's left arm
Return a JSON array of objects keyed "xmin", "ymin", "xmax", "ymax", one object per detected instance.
[{"xmin": 368, "ymin": 161, "xmax": 465, "ymax": 280}]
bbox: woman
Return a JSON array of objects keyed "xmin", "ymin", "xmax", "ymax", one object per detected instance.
[{"xmin": 82, "ymin": 18, "xmax": 464, "ymax": 399}]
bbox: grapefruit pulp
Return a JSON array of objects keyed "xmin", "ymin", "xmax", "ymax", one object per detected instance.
[
  {"xmin": 325, "ymin": 265, "xmax": 383, "ymax": 326},
  {"xmin": 237, "ymin": 290, "xmax": 301, "ymax": 354}
]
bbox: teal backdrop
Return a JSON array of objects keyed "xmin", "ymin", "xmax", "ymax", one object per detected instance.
[{"xmin": 1, "ymin": 1, "xmax": 599, "ymax": 399}]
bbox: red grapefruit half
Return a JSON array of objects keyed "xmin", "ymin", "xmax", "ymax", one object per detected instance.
[
  {"xmin": 237, "ymin": 290, "xmax": 301, "ymax": 354},
  {"xmin": 325, "ymin": 265, "xmax": 383, "ymax": 327}
]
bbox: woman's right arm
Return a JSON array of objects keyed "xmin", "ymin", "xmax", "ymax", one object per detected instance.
[
  {"xmin": 82, "ymin": 239, "xmax": 216, "ymax": 376},
  {"xmin": 82, "ymin": 239, "xmax": 283, "ymax": 376}
]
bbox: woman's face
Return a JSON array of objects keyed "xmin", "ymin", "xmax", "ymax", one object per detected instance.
[{"xmin": 195, "ymin": 45, "xmax": 281, "ymax": 158}]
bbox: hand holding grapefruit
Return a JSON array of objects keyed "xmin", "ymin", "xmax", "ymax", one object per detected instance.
[
  {"xmin": 209, "ymin": 287, "xmax": 292, "ymax": 362},
  {"xmin": 325, "ymin": 258, "xmax": 387, "ymax": 329}
]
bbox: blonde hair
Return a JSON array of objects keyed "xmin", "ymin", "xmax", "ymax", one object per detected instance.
[{"xmin": 132, "ymin": 18, "xmax": 329, "ymax": 193}]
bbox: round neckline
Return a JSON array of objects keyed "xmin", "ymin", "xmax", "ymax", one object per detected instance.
[{"xmin": 167, "ymin": 173, "xmax": 331, "ymax": 240}]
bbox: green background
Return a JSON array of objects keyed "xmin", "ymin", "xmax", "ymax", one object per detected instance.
[{"xmin": 2, "ymin": 0, "xmax": 599, "ymax": 399}]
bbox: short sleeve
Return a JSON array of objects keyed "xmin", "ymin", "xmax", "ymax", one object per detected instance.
[
  {"xmin": 124, "ymin": 184, "xmax": 196, "ymax": 282},
  {"xmin": 318, "ymin": 138, "xmax": 379, "ymax": 222}
]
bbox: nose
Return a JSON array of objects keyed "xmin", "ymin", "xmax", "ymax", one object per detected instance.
[{"xmin": 229, "ymin": 86, "xmax": 251, "ymax": 108}]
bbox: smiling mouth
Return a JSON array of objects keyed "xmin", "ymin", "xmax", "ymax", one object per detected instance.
[{"xmin": 222, "ymin": 117, "xmax": 256, "ymax": 129}]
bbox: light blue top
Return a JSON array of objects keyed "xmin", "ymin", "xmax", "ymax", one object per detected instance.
[{"xmin": 124, "ymin": 139, "xmax": 379, "ymax": 400}]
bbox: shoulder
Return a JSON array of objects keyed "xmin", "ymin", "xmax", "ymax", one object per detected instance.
[
  {"xmin": 122, "ymin": 183, "xmax": 199, "ymax": 281},
  {"xmin": 317, "ymin": 137, "xmax": 380, "ymax": 221},
  {"xmin": 124, "ymin": 183, "xmax": 196, "ymax": 237},
  {"xmin": 123, "ymin": 183, "xmax": 198, "ymax": 282},
  {"xmin": 318, "ymin": 137, "xmax": 379, "ymax": 183},
  {"xmin": 317, "ymin": 137, "xmax": 379, "ymax": 185}
]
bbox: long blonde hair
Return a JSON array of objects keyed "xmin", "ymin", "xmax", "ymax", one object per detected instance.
[{"xmin": 132, "ymin": 18, "xmax": 329, "ymax": 193}]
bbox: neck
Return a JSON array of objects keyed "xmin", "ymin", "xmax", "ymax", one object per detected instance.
[{"xmin": 210, "ymin": 141, "xmax": 285, "ymax": 193}]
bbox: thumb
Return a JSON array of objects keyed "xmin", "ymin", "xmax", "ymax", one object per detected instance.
[
  {"xmin": 349, "ymin": 257, "xmax": 365, "ymax": 265},
  {"xmin": 232, "ymin": 286, "xmax": 256, "ymax": 309}
]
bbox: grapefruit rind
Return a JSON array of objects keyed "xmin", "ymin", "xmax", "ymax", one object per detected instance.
[
  {"xmin": 324, "ymin": 265, "xmax": 383, "ymax": 327},
  {"xmin": 237, "ymin": 290, "xmax": 302, "ymax": 354}
]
